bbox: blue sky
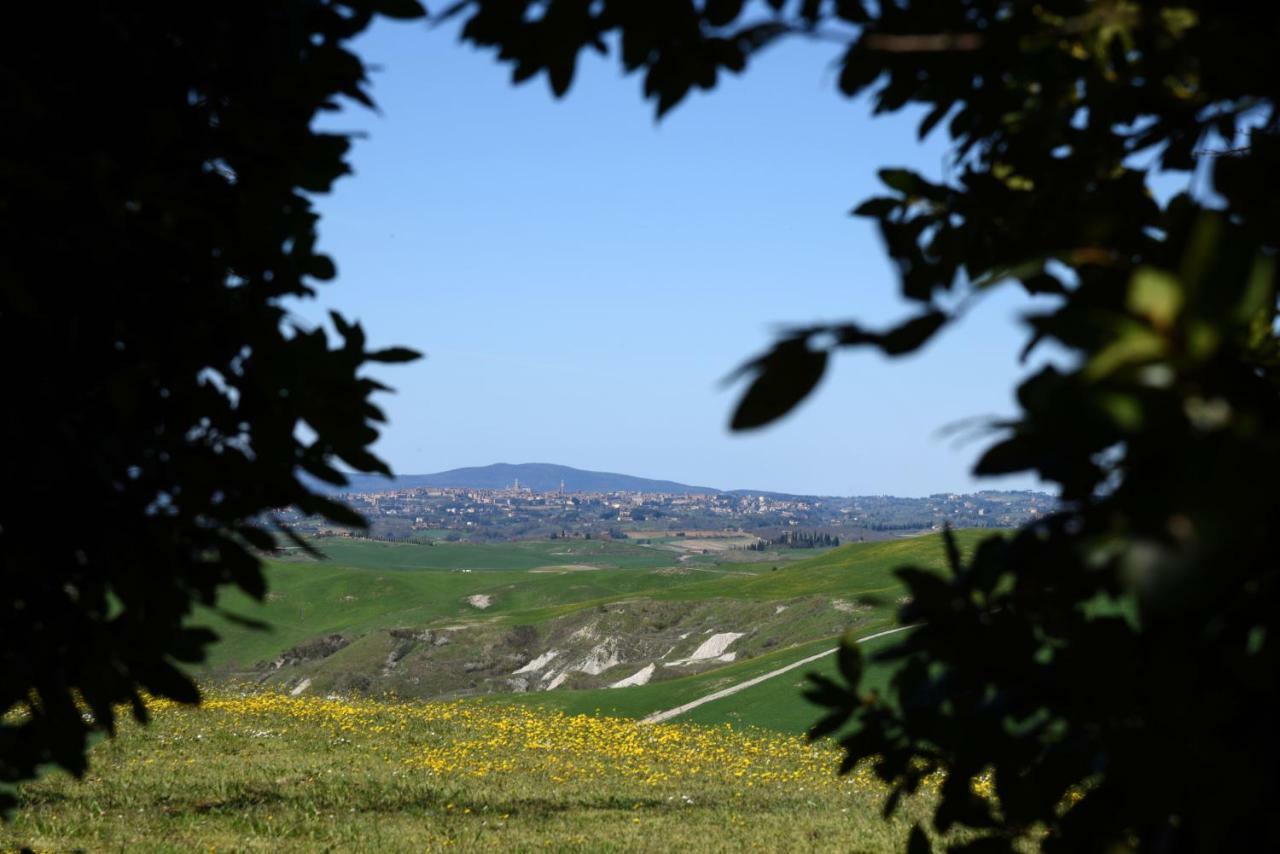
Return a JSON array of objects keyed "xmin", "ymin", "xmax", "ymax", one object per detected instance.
[{"xmin": 301, "ymin": 17, "xmax": 1055, "ymax": 496}]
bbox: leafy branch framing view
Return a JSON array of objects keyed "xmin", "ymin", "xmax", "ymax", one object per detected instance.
[{"xmin": 4, "ymin": 2, "xmax": 1278, "ymax": 851}]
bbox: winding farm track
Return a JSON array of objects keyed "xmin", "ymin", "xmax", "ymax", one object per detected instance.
[{"xmin": 639, "ymin": 624, "xmax": 916, "ymax": 725}]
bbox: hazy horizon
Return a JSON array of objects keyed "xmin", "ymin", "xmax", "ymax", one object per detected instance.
[{"xmin": 336, "ymin": 459, "xmax": 1051, "ymax": 499}]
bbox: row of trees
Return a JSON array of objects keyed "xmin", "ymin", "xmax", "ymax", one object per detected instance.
[{"xmin": 746, "ymin": 531, "xmax": 841, "ymax": 550}]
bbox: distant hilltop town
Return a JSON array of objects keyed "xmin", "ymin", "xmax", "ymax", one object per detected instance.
[{"xmin": 282, "ymin": 477, "xmax": 1052, "ymax": 544}]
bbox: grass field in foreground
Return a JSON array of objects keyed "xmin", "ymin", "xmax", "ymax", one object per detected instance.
[{"xmin": 1, "ymin": 693, "xmax": 951, "ymax": 853}]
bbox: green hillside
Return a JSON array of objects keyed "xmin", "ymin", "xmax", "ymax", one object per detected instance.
[
  {"xmin": 671, "ymin": 631, "xmax": 904, "ymax": 732},
  {"xmin": 200, "ymin": 537, "xmax": 773, "ymax": 669},
  {"xmin": 497, "ymin": 636, "xmax": 842, "ymax": 719},
  {"xmin": 653, "ymin": 533, "xmax": 967, "ymax": 602},
  {"xmin": 496, "ymin": 629, "xmax": 908, "ymax": 735},
  {"xmin": 199, "ymin": 531, "xmax": 984, "ymax": 731},
  {"xmin": 280, "ymin": 536, "xmax": 691, "ymax": 572}
]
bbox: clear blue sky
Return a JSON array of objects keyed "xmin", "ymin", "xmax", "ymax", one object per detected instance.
[{"xmin": 300, "ymin": 17, "xmax": 1057, "ymax": 497}]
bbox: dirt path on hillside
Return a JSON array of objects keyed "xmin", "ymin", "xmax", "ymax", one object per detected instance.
[{"xmin": 639, "ymin": 625, "xmax": 916, "ymax": 725}]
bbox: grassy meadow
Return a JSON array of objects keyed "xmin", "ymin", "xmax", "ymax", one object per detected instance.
[{"xmin": 2, "ymin": 693, "xmax": 946, "ymax": 853}]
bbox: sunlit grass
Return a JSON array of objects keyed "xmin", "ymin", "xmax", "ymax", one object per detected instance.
[{"xmin": 3, "ymin": 690, "xmax": 941, "ymax": 852}]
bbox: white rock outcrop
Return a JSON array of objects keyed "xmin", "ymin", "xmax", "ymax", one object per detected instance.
[
  {"xmin": 688, "ymin": 632, "xmax": 744, "ymax": 660},
  {"xmin": 664, "ymin": 632, "xmax": 744, "ymax": 667},
  {"xmin": 577, "ymin": 639, "xmax": 623, "ymax": 675},
  {"xmin": 609, "ymin": 663, "xmax": 656, "ymax": 688},
  {"xmin": 513, "ymin": 650, "xmax": 559, "ymax": 675},
  {"xmin": 539, "ymin": 637, "xmax": 624, "ymax": 690}
]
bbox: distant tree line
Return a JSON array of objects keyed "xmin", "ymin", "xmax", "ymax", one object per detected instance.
[
  {"xmin": 866, "ymin": 520, "xmax": 935, "ymax": 532},
  {"xmin": 746, "ymin": 531, "xmax": 839, "ymax": 551},
  {"xmin": 548, "ymin": 530, "xmax": 597, "ymax": 540}
]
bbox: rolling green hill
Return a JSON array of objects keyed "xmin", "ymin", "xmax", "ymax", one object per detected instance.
[
  {"xmin": 495, "ymin": 636, "xmax": 842, "ymax": 719},
  {"xmin": 277, "ymin": 536, "xmax": 687, "ymax": 572},
  {"xmin": 315, "ymin": 462, "xmax": 721, "ymax": 495},
  {"xmin": 494, "ymin": 628, "xmax": 908, "ymax": 734},
  {"xmin": 199, "ymin": 531, "xmax": 983, "ymax": 730},
  {"xmin": 200, "ymin": 537, "xmax": 769, "ymax": 668},
  {"xmin": 652, "ymin": 534, "xmax": 956, "ymax": 602},
  {"xmin": 670, "ymin": 631, "xmax": 904, "ymax": 732}
]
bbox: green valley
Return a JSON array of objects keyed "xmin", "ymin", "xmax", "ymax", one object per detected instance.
[{"xmin": 200, "ymin": 531, "xmax": 978, "ymax": 732}]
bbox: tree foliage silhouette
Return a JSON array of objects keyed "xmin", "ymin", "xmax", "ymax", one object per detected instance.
[
  {"xmin": 4, "ymin": 1, "xmax": 1278, "ymax": 848},
  {"xmin": 445, "ymin": 0, "xmax": 1279, "ymax": 849},
  {"xmin": 1, "ymin": 1, "xmax": 425, "ymax": 810}
]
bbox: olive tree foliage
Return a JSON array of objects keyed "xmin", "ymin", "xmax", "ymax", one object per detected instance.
[
  {"xmin": 446, "ymin": 0, "xmax": 1280, "ymax": 850},
  {"xmin": 0, "ymin": 1, "xmax": 425, "ymax": 809}
]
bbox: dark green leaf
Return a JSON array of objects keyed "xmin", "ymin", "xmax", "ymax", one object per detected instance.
[
  {"xmin": 942, "ymin": 525, "xmax": 961, "ymax": 575},
  {"xmin": 837, "ymin": 635, "xmax": 864, "ymax": 685},
  {"xmin": 835, "ymin": 0, "xmax": 870, "ymax": 23},
  {"xmin": 879, "ymin": 311, "xmax": 947, "ymax": 356},
  {"xmin": 853, "ymin": 197, "xmax": 899, "ymax": 218},
  {"xmin": 878, "ymin": 168, "xmax": 920, "ymax": 195},
  {"xmin": 808, "ymin": 708, "xmax": 853, "ymax": 740},
  {"xmin": 704, "ymin": 0, "xmax": 745, "ymax": 27},
  {"xmin": 907, "ymin": 825, "xmax": 933, "ymax": 854},
  {"xmin": 973, "ymin": 435, "xmax": 1036, "ymax": 476},
  {"xmin": 918, "ymin": 102, "xmax": 952, "ymax": 140},
  {"xmin": 729, "ymin": 339, "xmax": 828, "ymax": 430},
  {"xmin": 803, "ymin": 673, "xmax": 851, "ymax": 708},
  {"xmin": 372, "ymin": 0, "xmax": 427, "ymax": 19},
  {"xmin": 367, "ymin": 346, "xmax": 423, "ymax": 363}
]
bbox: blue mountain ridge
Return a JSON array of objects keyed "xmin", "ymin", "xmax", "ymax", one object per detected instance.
[{"xmin": 315, "ymin": 462, "xmax": 722, "ymax": 496}]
